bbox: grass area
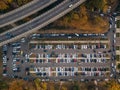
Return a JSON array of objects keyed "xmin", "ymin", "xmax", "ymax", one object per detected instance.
[{"xmin": 117, "ymin": 20, "xmax": 120, "ymax": 28}]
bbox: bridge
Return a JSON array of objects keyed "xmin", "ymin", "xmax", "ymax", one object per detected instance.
[{"xmin": 0, "ymin": 0, "xmax": 86, "ymax": 46}]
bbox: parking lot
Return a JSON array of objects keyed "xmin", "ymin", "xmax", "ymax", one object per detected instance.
[{"xmin": 2, "ymin": 33, "xmax": 111, "ymax": 81}]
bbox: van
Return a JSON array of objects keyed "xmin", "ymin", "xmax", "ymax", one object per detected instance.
[{"xmin": 112, "ymin": 63, "xmax": 114, "ymax": 67}]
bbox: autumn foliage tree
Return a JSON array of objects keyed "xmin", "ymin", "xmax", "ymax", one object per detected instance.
[
  {"xmin": 34, "ymin": 78, "xmax": 47, "ymax": 90},
  {"xmin": 13, "ymin": 0, "xmax": 31, "ymax": 6},
  {"xmin": 105, "ymin": 80, "xmax": 120, "ymax": 90},
  {"xmin": 0, "ymin": 0, "xmax": 13, "ymax": 10}
]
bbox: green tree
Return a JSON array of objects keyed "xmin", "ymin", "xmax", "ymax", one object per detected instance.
[
  {"xmin": 117, "ymin": 64, "xmax": 120, "ymax": 69},
  {"xmin": 86, "ymin": 0, "xmax": 107, "ymax": 11},
  {"xmin": 0, "ymin": 81, "xmax": 8, "ymax": 90}
]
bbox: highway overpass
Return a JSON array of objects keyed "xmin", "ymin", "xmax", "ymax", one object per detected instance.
[
  {"xmin": 0, "ymin": 0, "xmax": 86, "ymax": 46},
  {"xmin": 0, "ymin": 0, "xmax": 57, "ymax": 27}
]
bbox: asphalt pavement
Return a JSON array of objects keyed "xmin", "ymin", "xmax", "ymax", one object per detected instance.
[{"xmin": 106, "ymin": 15, "xmax": 116, "ymax": 78}]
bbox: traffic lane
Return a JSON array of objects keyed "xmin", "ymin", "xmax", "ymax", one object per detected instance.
[
  {"xmin": 6, "ymin": 45, "xmax": 17, "ymax": 77},
  {"xmin": 0, "ymin": 0, "xmax": 50, "ymax": 25},
  {"xmin": 0, "ymin": 0, "xmax": 84, "ymax": 42},
  {"xmin": 106, "ymin": 16, "xmax": 116, "ymax": 77},
  {"xmin": 20, "ymin": 40, "xmax": 30, "ymax": 54}
]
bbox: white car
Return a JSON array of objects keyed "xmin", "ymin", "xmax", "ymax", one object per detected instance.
[
  {"xmin": 68, "ymin": 36, "xmax": 72, "ymax": 39},
  {"xmin": 115, "ymin": 24, "xmax": 117, "ymax": 28},
  {"xmin": 114, "ymin": 34, "xmax": 116, "ymax": 38},
  {"xmin": 75, "ymin": 33, "xmax": 79, "ymax": 36},
  {"xmin": 112, "ymin": 63, "xmax": 114, "ymax": 67},
  {"xmin": 13, "ymin": 67, "xmax": 17, "ymax": 71},
  {"xmin": 3, "ymin": 60, "xmax": 7, "ymax": 64},
  {"xmin": 3, "ymin": 56, "xmax": 7, "ymax": 60},
  {"xmin": 21, "ymin": 38, "xmax": 25, "ymax": 42},
  {"xmin": 110, "ymin": 24, "xmax": 112, "ymax": 28},
  {"xmin": 115, "ymin": 18, "xmax": 117, "ymax": 21},
  {"xmin": 81, "ymin": 79, "xmax": 84, "ymax": 81},
  {"xmin": 104, "ymin": 45, "xmax": 106, "ymax": 49},
  {"xmin": 69, "ymin": 4, "xmax": 73, "ymax": 8},
  {"xmin": 114, "ymin": 39, "xmax": 116, "ymax": 43}
]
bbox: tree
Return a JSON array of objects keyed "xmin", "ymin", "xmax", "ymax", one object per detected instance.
[
  {"xmin": 61, "ymin": 86, "xmax": 67, "ymax": 90},
  {"xmin": 41, "ymin": 82, "xmax": 47, "ymax": 90},
  {"xmin": 86, "ymin": 0, "xmax": 107, "ymax": 11},
  {"xmin": 34, "ymin": 78, "xmax": 47, "ymax": 90},
  {"xmin": 9, "ymin": 80, "xmax": 26, "ymax": 90},
  {"xmin": 14, "ymin": 0, "xmax": 31, "ymax": 6},
  {"xmin": 117, "ymin": 64, "xmax": 120, "ymax": 69},
  {"xmin": 0, "ymin": 81, "xmax": 8, "ymax": 90},
  {"xmin": 49, "ymin": 85, "xmax": 55, "ymax": 90},
  {"xmin": 0, "ymin": 0, "xmax": 9, "ymax": 10},
  {"xmin": 106, "ymin": 80, "xmax": 120, "ymax": 90},
  {"xmin": 34, "ymin": 78, "xmax": 41, "ymax": 90}
]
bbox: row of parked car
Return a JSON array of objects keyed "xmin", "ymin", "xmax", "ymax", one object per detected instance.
[
  {"xmin": 31, "ymin": 43, "xmax": 107, "ymax": 50},
  {"xmin": 2, "ymin": 45, "xmax": 8, "ymax": 76},
  {"xmin": 30, "ymin": 53, "xmax": 75, "ymax": 58},
  {"xmin": 28, "ymin": 52, "xmax": 110, "ymax": 64},
  {"xmin": 81, "ymin": 67, "xmax": 109, "ymax": 72},
  {"xmin": 31, "ymin": 44, "xmax": 79, "ymax": 50},
  {"xmin": 81, "ymin": 53, "xmax": 108, "ymax": 58},
  {"xmin": 81, "ymin": 67, "xmax": 109, "ymax": 77},
  {"xmin": 12, "ymin": 43, "xmax": 21, "ymax": 72},
  {"xmin": 80, "ymin": 59, "xmax": 107, "ymax": 63},
  {"xmin": 30, "ymin": 67, "xmax": 79, "ymax": 77},
  {"xmin": 81, "ymin": 71, "xmax": 106, "ymax": 77},
  {"xmin": 30, "ymin": 33, "xmax": 106, "ymax": 40},
  {"xmin": 56, "ymin": 58, "xmax": 77, "ymax": 63},
  {"xmin": 57, "ymin": 72, "xmax": 78, "ymax": 77},
  {"xmin": 81, "ymin": 44, "xmax": 107, "ymax": 50}
]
